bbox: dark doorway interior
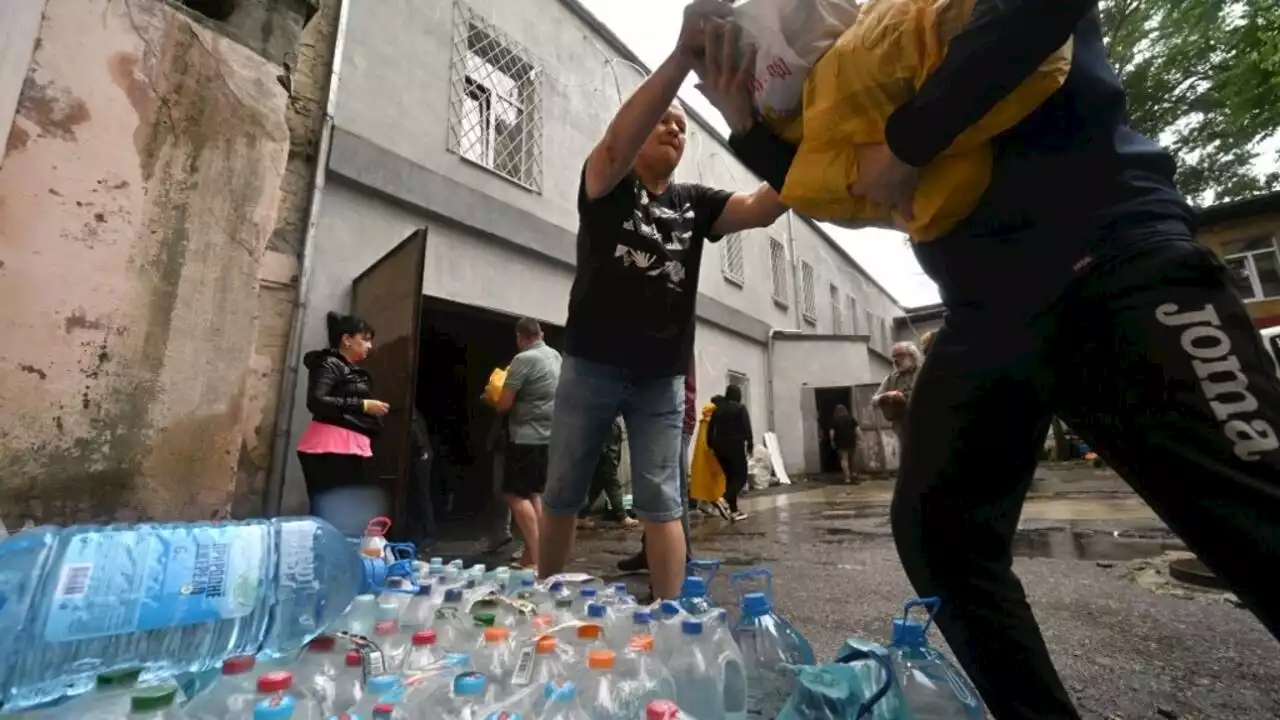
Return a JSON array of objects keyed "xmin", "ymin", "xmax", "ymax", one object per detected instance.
[
  {"xmin": 414, "ymin": 296, "xmax": 564, "ymax": 543},
  {"xmin": 814, "ymin": 386, "xmax": 854, "ymax": 473}
]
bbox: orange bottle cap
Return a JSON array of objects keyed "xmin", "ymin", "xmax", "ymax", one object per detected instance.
[
  {"xmin": 587, "ymin": 649, "xmax": 616, "ymax": 670},
  {"xmin": 484, "ymin": 627, "xmax": 510, "ymax": 643},
  {"xmin": 628, "ymin": 634, "xmax": 655, "ymax": 653},
  {"xmin": 536, "ymin": 636, "xmax": 558, "ymax": 654},
  {"xmin": 577, "ymin": 624, "xmax": 601, "ymax": 640}
]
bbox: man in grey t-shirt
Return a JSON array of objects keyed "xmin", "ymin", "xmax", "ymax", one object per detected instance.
[{"xmin": 490, "ymin": 317, "xmax": 561, "ymax": 569}]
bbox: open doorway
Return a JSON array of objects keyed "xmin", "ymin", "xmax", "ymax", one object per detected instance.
[
  {"xmin": 814, "ymin": 386, "xmax": 854, "ymax": 473},
  {"xmin": 415, "ymin": 296, "xmax": 564, "ymax": 543}
]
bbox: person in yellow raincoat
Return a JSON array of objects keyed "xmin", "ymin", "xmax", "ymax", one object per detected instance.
[{"xmin": 689, "ymin": 397, "xmax": 726, "ymax": 507}]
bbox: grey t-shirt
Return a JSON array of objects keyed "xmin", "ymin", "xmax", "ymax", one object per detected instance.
[{"xmin": 504, "ymin": 340, "xmax": 562, "ymax": 445}]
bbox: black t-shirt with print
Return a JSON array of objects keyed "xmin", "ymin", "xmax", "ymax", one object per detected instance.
[{"xmin": 565, "ymin": 166, "xmax": 732, "ymax": 377}]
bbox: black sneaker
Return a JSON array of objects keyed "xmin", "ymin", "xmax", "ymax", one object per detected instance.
[{"xmin": 617, "ymin": 552, "xmax": 648, "ymax": 574}]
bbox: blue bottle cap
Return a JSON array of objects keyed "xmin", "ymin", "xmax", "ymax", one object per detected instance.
[
  {"xmin": 549, "ymin": 581, "xmax": 564, "ymax": 592},
  {"xmin": 367, "ymin": 675, "xmax": 398, "ymax": 694},
  {"xmin": 681, "ymin": 619, "xmax": 704, "ymax": 635},
  {"xmin": 444, "ymin": 652, "xmax": 471, "ymax": 668},
  {"xmin": 660, "ymin": 600, "xmax": 681, "ymax": 617},
  {"xmin": 612, "ymin": 582, "xmax": 627, "ymax": 594},
  {"xmin": 544, "ymin": 681, "xmax": 577, "ymax": 702},
  {"xmin": 465, "ymin": 579, "xmax": 476, "ymax": 589},
  {"xmin": 891, "ymin": 617, "xmax": 928, "ymax": 648},
  {"xmin": 580, "ymin": 586, "xmax": 597, "ymax": 598},
  {"xmin": 741, "ymin": 591, "xmax": 771, "ymax": 616},
  {"xmin": 253, "ymin": 696, "xmax": 296, "ymax": 720},
  {"xmin": 444, "ymin": 588, "xmax": 463, "ymax": 603},
  {"xmin": 521, "ymin": 577, "xmax": 535, "ymax": 588},
  {"xmin": 587, "ymin": 603, "xmax": 607, "ymax": 619},
  {"xmin": 417, "ymin": 583, "xmax": 433, "ymax": 596},
  {"xmin": 454, "ymin": 672, "xmax": 487, "ymax": 697},
  {"xmin": 633, "ymin": 610, "xmax": 653, "ymax": 624},
  {"xmin": 680, "ymin": 576, "xmax": 706, "ymax": 597}
]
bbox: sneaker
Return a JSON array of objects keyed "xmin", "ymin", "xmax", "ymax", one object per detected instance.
[
  {"xmin": 697, "ymin": 502, "xmax": 716, "ymax": 516},
  {"xmin": 713, "ymin": 500, "xmax": 731, "ymax": 520},
  {"xmin": 730, "ymin": 510, "xmax": 749, "ymax": 523},
  {"xmin": 620, "ymin": 516, "xmax": 640, "ymax": 528},
  {"xmin": 509, "ymin": 543, "xmax": 525, "ymax": 562},
  {"xmin": 617, "ymin": 553, "xmax": 647, "ymax": 573}
]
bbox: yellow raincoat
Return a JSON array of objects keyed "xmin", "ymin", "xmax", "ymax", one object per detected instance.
[
  {"xmin": 484, "ymin": 367, "xmax": 508, "ymax": 406},
  {"xmin": 689, "ymin": 402, "xmax": 726, "ymax": 503},
  {"xmin": 773, "ymin": 0, "xmax": 1074, "ymax": 242}
]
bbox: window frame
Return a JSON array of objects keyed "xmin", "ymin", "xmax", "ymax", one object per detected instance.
[
  {"xmin": 721, "ymin": 233, "xmax": 746, "ymax": 287},
  {"xmin": 1223, "ymin": 235, "xmax": 1280, "ymax": 302},
  {"xmin": 769, "ymin": 236, "xmax": 790, "ymax": 307},
  {"xmin": 800, "ymin": 260, "xmax": 817, "ymax": 324}
]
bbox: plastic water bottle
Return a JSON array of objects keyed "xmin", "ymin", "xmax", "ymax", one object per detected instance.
[
  {"xmin": 396, "ymin": 652, "xmax": 472, "ymax": 714},
  {"xmin": 255, "ymin": 672, "xmax": 322, "ymax": 720},
  {"xmin": 434, "ymin": 588, "xmax": 473, "ymax": 653},
  {"xmin": 0, "ymin": 518, "xmax": 404, "ymax": 711},
  {"xmin": 538, "ymin": 681, "xmax": 589, "ymax": 720},
  {"xmin": 618, "ymin": 635, "xmax": 677, "ymax": 716},
  {"xmin": 584, "ymin": 603, "xmax": 615, "ymax": 642},
  {"xmin": 573, "ymin": 587, "xmax": 599, "ymax": 618},
  {"xmin": 324, "ymin": 651, "xmax": 367, "ymax": 715},
  {"xmin": 294, "ymin": 636, "xmax": 342, "ymax": 712},
  {"xmin": 373, "ymin": 606, "xmax": 408, "ymax": 673},
  {"xmin": 442, "ymin": 672, "xmax": 489, "ymax": 719},
  {"xmin": 612, "ymin": 609, "xmax": 654, "ymax": 653},
  {"xmin": 401, "ymin": 630, "xmax": 442, "ymax": 676},
  {"xmin": 474, "ymin": 627, "xmax": 515, "ymax": 691},
  {"xmin": 519, "ymin": 635, "xmax": 571, "ymax": 690},
  {"xmin": 340, "ymin": 596, "xmax": 380, "ymax": 639},
  {"xmin": 579, "ymin": 650, "xmax": 627, "ymax": 720},
  {"xmin": 571, "ymin": 624, "xmax": 606, "ymax": 660},
  {"xmin": 707, "ymin": 611, "xmax": 747, "ymax": 720},
  {"xmin": 254, "ymin": 695, "xmax": 297, "ymax": 720},
  {"xmin": 731, "ymin": 569, "xmax": 814, "ymax": 720},
  {"xmin": 346, "ymin": 676, "xmax": 400, "ymax": 720},
  {"xmin": 654, "ymin": 602, "xmax": 685, "ymax": 665},
  {"xmin": 551, "ymin": 598, "xmax": 576, "ymax": 626},
  {"xmin": 182, "ymin": 656, "xmax": 259, "ymax": 720},
  {"xmin": 668, "ymin": 620, "xmax": 723, "ymax": 720},
  {"xmin": 400, "ymin": 585, "xmax": 436, "ymax": 633},
  {"xmin": 127, "ymin": 686, "xmax": 183, "ymax": 720},
  {"xmin": 45, "ymin": 667, "xmax": 144, "ymax": 720},
  {"xmin": 886, "ymin": 599, "xmax": 984, "ymax": 720},
  {"xmin": 677, "ymin": 578, "xmax": 715, "ymax": 616}
]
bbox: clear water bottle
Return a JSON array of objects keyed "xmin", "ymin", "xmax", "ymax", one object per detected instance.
[
  {"xmin": 677, "ymin": 578, "xmax": 715, "ymax": 616},
  {"xmin": 573, "ymin": 587, "xmax": 598, "ymax": 619},
  {"xmin": 474, "ymin": 627, "xmax": 515, "ymax": 692},
  {"xmin": 584, "ymin": 603, "xmax": 615, "ymax": 643},
  {"xmin": 654, "ymin": 602, "xmax": 685, "ymax": 666},
  {"xmin": 708, "ymin": 611, "xmax": 747, "ymax": 720},
  {"xmin": 668, "ymin": 620, "xmax": 723, "ymax": 720},
  {"xmin": 400, "ymin": 585, "xmax": 435, "ymax": 634},
  {"xmin": 0, "ymin": 518, "xmax": 404, "ymax": 711},
  {"xmin": 402, "ymin": 630, "xmax": 441, "ymax": 676},
  {"xmin": 372, "ymin": 607, "xmax": 407, "ymax": 673},
  {"xmin": 294, "ymin": 636, "xmax": 342, "ymax": 713},
  {"xmin": 347, "ymin": 676, "xmax": 400, "ymax": 720},
  {"xmin": 183, "ymin": 656, "xmax": 259, "ymax": 720},
  {"xmin": 610, "ymin": 609, "xmax": 653, "ymax": 654},
  {"xmin": 886, "ymin": 599, "xmax": 984, "ymax": 720},
  {"xmin": 340, "ymin": 596, "xmax": 380, "ymax": 639},
  {"xmin": 551, "ymin": 598, "xmax": 576, "ymax": 627},
  {"xmin": 520, "ymin": 636, "xmax": 571, "ymax": 690},
  {"xmin": 729, "ymin": 568, "xmax": 814, "ymax": 720},
  {"xmin": 536, "ymin": 680, "xmax": 587, "ymax": 720},
  {"xmin": 434, "ymin": 589, "xmax": 473, "ymax": 654},
  {"xmin": 46, "ymin": 667, "xmax": 144, "ymax": 720},
  {"xmin": 127, "ymin": 686, "xmax": 183, "ymax": 720},
  {"xmin": 442, "ymin": 672, "xmax": 490, "ymax": 719},
  {"xmin": 579, "ymin": 650, "xmax": 627, "ymax": 720},
  {"xmin": 619, "ymin": 635, "xmax": 677, "ymax": 716},
  {"xmin": 326, "ymin": 651, "xmax": 367, "ymax": 715},
  {"xmin": 254, "ymin": 672, "xmax": 322, "ymax": 720}
]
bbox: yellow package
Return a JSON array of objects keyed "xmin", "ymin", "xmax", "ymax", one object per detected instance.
[
  {"xmin": 689, "ymin": 402, "xmax": 726, "ymax": 503},
  {"xmin": 774, "ymin": 0, "xmax": 1073, "ymax": 242},
  {"xmin": 484, "ymin": 367, "xmax": 508, "ymax": 406}
]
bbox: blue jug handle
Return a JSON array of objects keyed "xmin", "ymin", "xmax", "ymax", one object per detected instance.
[
  {"xmin": 729, "ymin": 567, "xmax": 774, "ymax": 605},
  {"xmin": 901, "ymin": 597, "xmax": 942, "ymax": 636},
  {"xmin": 686, "ymin": 558, "xmax": 721, "ymax": 584},
  {"xmin": 386, "ymin": 542, "xmax": 417, "ymax": 562},
  {"xmin": 382, "ymin": 558, "xmax": 421, "ymax": 595},
  {"xmin": 833, "ymin": 646, "xmax": 897, "ymax": 720}
]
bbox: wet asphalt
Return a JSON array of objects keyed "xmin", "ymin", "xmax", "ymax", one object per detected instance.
[{"xmin": 563, "ymin": 465, "xmax": 1280, "ymax": 720}]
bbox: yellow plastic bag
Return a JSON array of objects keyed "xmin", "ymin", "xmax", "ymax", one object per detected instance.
[
  {"xmin": 689, "ymin": 402, "xmax": 726, "ymax": 503},
  {"xmin": 484, "ymin": 367, "xmax": 508, "ymax": 406},
  {"xmin": 775, "ymin": 0, "xmax": 1073, "ymax": 242}
]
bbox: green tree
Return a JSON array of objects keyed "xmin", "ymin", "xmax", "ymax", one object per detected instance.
[{"xmin": 1100, "ymin": 0, "xmax": 1280, "ymax": 204}]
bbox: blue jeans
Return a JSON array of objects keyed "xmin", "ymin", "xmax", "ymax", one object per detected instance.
[
  {"xmin": 545, "ymin": 356, "xmax": 685, "ymax": 523},
  {"xmin": 680, "ymin": 431, "xmax": 693, "ymax": 554}
]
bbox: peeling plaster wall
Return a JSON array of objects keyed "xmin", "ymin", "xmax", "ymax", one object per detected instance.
[{"xmin": 0, "ymin": 0, "xmax": 289, "ymax": 524}]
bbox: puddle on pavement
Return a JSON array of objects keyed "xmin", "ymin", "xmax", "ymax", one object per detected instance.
[{"xmin": 1011, "ymin": 528, "xmax": 1185, "ymax": 561}]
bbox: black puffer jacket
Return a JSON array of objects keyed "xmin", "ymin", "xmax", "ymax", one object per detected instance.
[{"xmin": 302, "ymin": 349, "xmax": 382, "ymax": 437}]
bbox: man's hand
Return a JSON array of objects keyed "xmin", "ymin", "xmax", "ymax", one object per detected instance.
[
  {"xmin": 677, "ymin": 0, "xmax": 735, "ymax": 63},
  {"xmin": 849, "ymin": 144, "xmax": 920, "ymax": 223},
  {"xmin": 694, "ymin": 20, "xmax": 757, "ymax": 136}
]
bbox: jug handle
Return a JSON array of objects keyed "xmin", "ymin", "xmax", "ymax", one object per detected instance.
[
  {"xmin": 832, "ymin": 646, "xmax": 897, "ymax": 720},
  {"xmin": 364, "ymin": 517, "xmax": 392, "ymax": 537},
  {"xmin": 729, "ymin": 567, "xmax": 774, "ymax": 604},
  {"xmin": 901, "ymin": 597, "xmax": 942, "ymax": 636},
  {"xmin": 386, "ymin": 542, "xmax": 416, "ymax": 562}
]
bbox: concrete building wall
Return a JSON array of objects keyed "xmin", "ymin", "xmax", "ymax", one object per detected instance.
[
  {"xmin": 0, "ymin": 0, "xmax": 290, "ymax": 524},
  {"xmin": 0, "ymin": 0, "xmax": 47, "ymax": 163},
  {"xmin": 692, "ymin": 323, "xmax": 769, "ymax": 432},
  {"xmin": 770, "ymin": 335, "xmax": 875, "ymax": 475}
]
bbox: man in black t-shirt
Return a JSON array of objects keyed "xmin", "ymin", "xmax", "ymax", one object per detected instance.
[{"xmin": 537, "ymin": 0, "xmax": 786, "ymax": 600}]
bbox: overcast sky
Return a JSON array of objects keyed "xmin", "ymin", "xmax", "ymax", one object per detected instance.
[{"xmin": 577, "ymin": 0, "xmax": 943, "ymax": 307}]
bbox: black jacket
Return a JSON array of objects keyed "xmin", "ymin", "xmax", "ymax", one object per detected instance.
[
  {"xmin": 709, "ymin": 400, "xmax": 754, "ymax": 455},
  {"xmin": 302, "ymin": 349, "xmax": 382, "ymax": 437}
]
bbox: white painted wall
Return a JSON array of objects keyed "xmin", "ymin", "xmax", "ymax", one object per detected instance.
[
  {"xmin": 770, "ymin": 335, "xmax": 876, "ymax": 475},
  {"xmin": 691, "ymin": 322, "xmax": 768, "ymax": 434}
]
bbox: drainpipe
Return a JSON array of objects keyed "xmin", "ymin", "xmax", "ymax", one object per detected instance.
[
  {"xmin": 786, "ymin": 211, "xmax": 803, "ymax": 329},
  {"xmin": 765, "ymin": 328, "xmax": 779, "ymax": 432},
  {"xmin": 265, "ymin": 0, "xmax": 351, "ymax": 516}
]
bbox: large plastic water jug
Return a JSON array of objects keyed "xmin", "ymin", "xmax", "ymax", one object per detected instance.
[
  {"xmin": 730, "ymin": 569, "xmax": 815, "ymax": 719},
  {"xmin": 885, "ymin": 599, "xmax": 984, "ymax": 720},
  {"xmin": 0, "ymin": 517, "xmax": 408, "ymax": 711}
]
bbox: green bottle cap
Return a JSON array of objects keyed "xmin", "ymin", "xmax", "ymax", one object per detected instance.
[
  {"xmin": 97, "ymin": 668, "xmax": 143, "ymax": 690},
  {"xmin": 130, "ymin": 686, "xmax": 177, "ymax": 713},
  {"xmin": 473, "ymin": 612, "xmax": 496, "ymax": 627}
]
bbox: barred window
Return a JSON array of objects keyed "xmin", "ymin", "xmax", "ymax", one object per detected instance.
[
  {"xmin": 800, "ymin": 260, "xmax": 817, "ymax": 323},
  {"xmin": 769, "ymin": 236, "xmax": 789, "ymax": 305},
  {"xmin": 722, "ymin": 234, "xmax": 745, "ymax": 286},
  {"xmin": 847, "ymin": 295, "xmax": 859, "ymax": 334},
  {"xmin": 448, "ymin": 2, "xmax": 544, "ymax": 191},
  {"xmin": 830, "ymin": 284, "xmax": 842, "ymax": 334}
]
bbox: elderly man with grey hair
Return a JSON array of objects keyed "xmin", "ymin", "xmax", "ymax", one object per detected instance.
[{"xmin": 873, "ymin": 341, "xmax": 922, "ymax": 434}]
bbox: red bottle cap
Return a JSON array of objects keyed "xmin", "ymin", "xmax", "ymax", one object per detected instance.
[
  {"xmin": 411, "ymin": 629, "xmax": 437, "ymax": 646},
  {"xmin": 308, "ymin": 635, "xmax": 336, "ymax": 652},
  {"xmin": 221, "ymin": 655, "xmax": 255, "ymax": 675},
  {"xmin": 647, "ymin": 700, "xmax": 680, "ymax": 720},
  {"xmin": 256, "ymin": 671, "xmax": 293, "ymax": 693},
  {"xmin": 346, "ymin": 650, "xmax": 363, "ymax": 667}
]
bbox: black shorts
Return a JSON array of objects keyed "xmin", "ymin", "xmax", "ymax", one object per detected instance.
[{"xmin": 503, "ymin": 443, "xmax": 549, "ymax": 498}]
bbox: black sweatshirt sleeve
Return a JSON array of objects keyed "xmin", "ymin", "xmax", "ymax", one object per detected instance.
[
  {"xmin": 884, "ymin": 0, "xmax": 1095, "ymax": 168},
  {"xmin": 728, "ymin": 123, "xmax": 798, "ymax": 194}
]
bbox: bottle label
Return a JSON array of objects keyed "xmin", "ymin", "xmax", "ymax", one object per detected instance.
[
  {"xmin": 44, "ymin": 525, "xmax": 269, "ymax": 642},
  {"xmin": 510, "ymin": 641, "xmax": 536, "ymax": 686}
]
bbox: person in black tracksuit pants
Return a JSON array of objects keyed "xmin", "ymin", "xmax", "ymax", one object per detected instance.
[
  {"xmin": 694, "ymin": 2, "xmax": 1280, "ymax": 717},
  {"xmin": 708, "ymin": 384, "xmax": 754, "ymax": 519}
]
